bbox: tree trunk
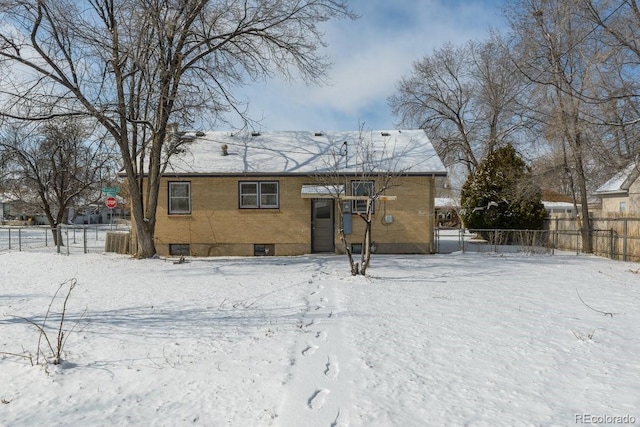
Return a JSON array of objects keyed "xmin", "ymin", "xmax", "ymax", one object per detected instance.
[
  {"xmin": 340, "ymin": 233, "xmax": 359, "ymax": 275},
  {"xmin": 360, "ymin": 218, "xmax": 372, "ymax": 276},
  {"xmin": 575, "ymin": 161, "xmax": 593, "ymax": 253},
  {"xmin": 135, "ymin": 220, "xmax": 157, "ymax": 259}
]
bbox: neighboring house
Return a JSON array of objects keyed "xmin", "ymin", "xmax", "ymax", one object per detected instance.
[
  {"xmin": 141, "ymin": 129, "xmax": 447, "ymax": 257},
  {"xmin": 594, "ymin": 163, "xmax": 640, "ymax": 215},
  {"xmin": 0, "ymin": 194, "xmax": 18, "ymax": 223},
  {"xmin": 542, "ymin": 201, "xmax": 577, "ymax": 215},
  {"xmin": 540, "ymin": 190, "xmax": 578, "ymax": 215},
  {"xmin": 435, "ymin": 197, "xmax": 461, "ymax": 228}
]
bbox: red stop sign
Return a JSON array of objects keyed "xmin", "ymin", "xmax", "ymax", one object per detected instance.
[{"xmin": 105, "ymin": 196, "xmax": 117, "ymax": 209}]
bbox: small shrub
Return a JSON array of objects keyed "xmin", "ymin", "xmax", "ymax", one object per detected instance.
[{"xmin": 3, "ymin": 278, "xmax": 85, "ymax": 366}]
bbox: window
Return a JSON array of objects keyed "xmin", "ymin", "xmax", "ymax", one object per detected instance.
[
  {"xmin": 169, "ymin": 182, "xmax": 191, "ymax": 214},
  {"xmin": 254, "ymin": 244, "xmax": 275, "ymax": 256},
  {"xmin": 351, "ymin": 180, "xmax": 375, "ymax": 213},
  {"xmin": 239, "ymin": 181, "xmax": 279, "ymax": 208},
  {"xmin": 619, "ymin": 201, "xmax": 627, "ymax": 213},
  {"xmin": 169, "ymin": 244, "xmax": 190, "ymax": 256}
]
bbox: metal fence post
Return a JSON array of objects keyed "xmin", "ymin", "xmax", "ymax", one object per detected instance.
[
  {"xmin": 8, "ymin": 228, "xmax": 11, "ymax": 250},
  {"xmin": 18, "ymin": 228, "xmax": 22, "ymax": 251},
  {"xmin": 84, "ymin": 227, "xmax": 87, "ymax": 254},
  {"xmin": 57, "ymin": 226, "xmax": 61, "ymax": 254}
]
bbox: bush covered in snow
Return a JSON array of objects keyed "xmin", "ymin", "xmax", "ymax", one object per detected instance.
[{"xmin": 461, "ymin": 144, "xmax": 546, "ymax": 231}]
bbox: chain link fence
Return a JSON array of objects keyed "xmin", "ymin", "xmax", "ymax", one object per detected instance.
[
  {"xmin": 435, "ymin": 228, "xmax": 565, "ymax": 255},
  {"xmin": 435, "ymin": 219, "xmax": 640, "ymax": 263},
  {"xmin": 0, "ymin": 223, "xmax": 131, "ymax": 255}
]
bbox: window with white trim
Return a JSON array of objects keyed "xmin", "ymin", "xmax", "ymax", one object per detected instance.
[
  {"xmin": 351, "ymin": 180, "xmax": 375, "ymax": 213},
  {"xmin": 239, "ymin": 181, "xmax": 279, "ymax": 209},
  {"xmin": 168, "ymin": 182, "xmax": 191, "ymax": 214}
]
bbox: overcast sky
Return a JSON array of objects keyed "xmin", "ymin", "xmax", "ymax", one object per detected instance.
[{"xmin": 220, "ymin": 0, "xmax": 506, "ymax": 133}]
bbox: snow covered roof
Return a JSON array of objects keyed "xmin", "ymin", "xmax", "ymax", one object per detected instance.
[
  {"xmin": 435, "ymin": 197, "xmax": 460, "ymax": 208},
  {"xmin": 595, "ymin": 163, "xmax": 640, "ymax": 195},
  {"xmin": 543, "ymin": 201, "xmax": 576, "ymax": 209},
  {"xmin": 159, "ymin": 129, "xmax": 447, "ymax": 176}
]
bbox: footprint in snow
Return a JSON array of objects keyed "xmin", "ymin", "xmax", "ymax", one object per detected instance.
[
  {"xmin": 331, "ymin": 409, "xmax": 349, "ymax": 427},
  {"xmin": 324, "ymin": 356, "xmax": 339, "ymax": 379},
  {"xmin": 302, "ymin": 344, "xmax": 318, "ymax": 357},
  {"xmin": 307, "ymin": 389, "xmax": 330, "ymax": 410}
]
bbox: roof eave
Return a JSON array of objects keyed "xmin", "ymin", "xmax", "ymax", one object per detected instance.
[{"xmin": 132, "ymin": 171, "xmax": 448, "ymax": 178}]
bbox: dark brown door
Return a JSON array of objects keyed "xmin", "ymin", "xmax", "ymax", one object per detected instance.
[{"xmin": 312, "ymin": 199, "xmax": 334, "ymax": 252}]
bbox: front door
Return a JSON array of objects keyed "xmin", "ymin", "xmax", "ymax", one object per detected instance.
[{"xmin": 312, "ymin": 199, "xmax": 334, "ymax": 252}]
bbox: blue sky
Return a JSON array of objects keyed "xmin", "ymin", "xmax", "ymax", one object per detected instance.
[{"xmin": 221, "ymin": 0, "xmax": 506, "ymax": 132}]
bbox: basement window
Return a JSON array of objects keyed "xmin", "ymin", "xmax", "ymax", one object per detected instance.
[
  {"xmin": 254, "ymin": 244, "xmax": 275, "ymax": 256},
  {"xmin": 169, "ymin": 244, "xmax": 190, "ymax": 256}
]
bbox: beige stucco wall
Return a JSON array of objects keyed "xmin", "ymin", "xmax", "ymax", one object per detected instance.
[
  {"xmin": 599, "ymin": 176, "xmax": 640, "ymax": 215},
  {"xmin": 153, "ymin": 175, "xmax": 436, "ymax": 256},
  {"xmin": 600, "ymin": 195, "xmax": 628, "ymax": 215},
  {"xmin": 627, "ymin": 178, "xmax": 640, "ymax": 213}
]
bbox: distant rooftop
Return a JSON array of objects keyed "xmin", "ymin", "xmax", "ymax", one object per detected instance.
[{"xmin": 595, "ymin": 163, "xmax": 640, "ymax": 195}]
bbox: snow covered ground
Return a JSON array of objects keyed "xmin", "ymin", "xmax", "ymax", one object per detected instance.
[{"xmin": 1, "ymin": 242, "xmax": 640, "ymax": 426}]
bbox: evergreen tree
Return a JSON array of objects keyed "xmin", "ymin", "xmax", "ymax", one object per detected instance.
[{"xmin": 461, "ymin": 144, "xmax": 546, "ymax": 230}]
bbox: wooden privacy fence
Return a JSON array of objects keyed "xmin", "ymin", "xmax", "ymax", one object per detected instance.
[{"xmin": 545, "ymin": 215, "xmax": 640, "ymax": 262}]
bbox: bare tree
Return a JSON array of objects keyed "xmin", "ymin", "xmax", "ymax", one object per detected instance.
[
  {"xmin": 0, "ymin": 0, "xmax": 355, "ymax": 257},
  {"xmin": 389, "ymin": 33, "xmax": 528, "ymax": 174},
  {"xmin": 579, "ymin": 0, "xmax": 640, "ymax": 162},
  {"xmin": 506, "ymin": 0, "xmax": 608, "ymax": 252},
  {"xmin": 313, "ymin": 129, "xmax": 408, "ymax": 276},
  {"xmin": 0, "ymin": 120, "xmax": 112, "ymax": 242}
]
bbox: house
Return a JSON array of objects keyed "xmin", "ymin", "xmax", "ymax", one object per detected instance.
[
  {"xmin": 435, "ymin": 197, "xmax": 461, "ymax": 228},
  {"xmin": 0, "ymin": 196, "xmax": 6, "ymax": 221},
  {"xmin": 143, "ymin": 129, "xmax": 447, "ymax": 257},
  {"xmin": 541, "ymin": 190, "xmax": 578, "ymax": 215},
  {"xmin": 542, "ymin": 201, "xmax": 577, "ymax": 215},
  {"xmin": 594, "ymin": 163, "xmax": 640, "ymax": 215}
]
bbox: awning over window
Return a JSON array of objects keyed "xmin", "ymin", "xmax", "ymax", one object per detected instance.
[{"xmin": 301, "ymin": 184, "xmax": 344, "ymax": 199}]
